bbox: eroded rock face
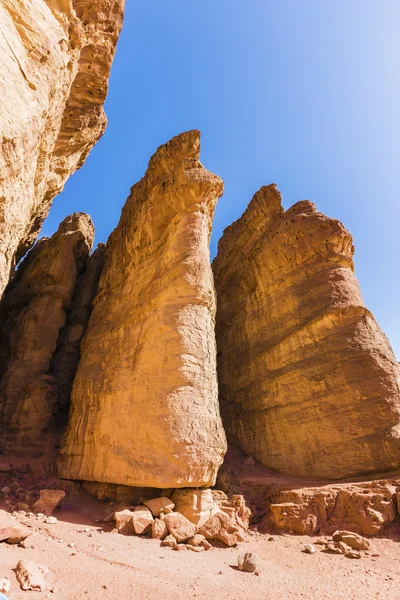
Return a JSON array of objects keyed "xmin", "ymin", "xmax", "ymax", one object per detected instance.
[
  {"xmin": 51, "ymin": 244, "xmax": 105, "ymax": 412},
  {"xmin": 58, "ymin": 131, "xmax": 227, "ymax": 488},
  {"xmin": 0, "ymin": 0, "xmax": 125, "ymax": 296},
  {"xmin": 213, "ymin": 184, "xmax": 400, "ymax": 480},
  {"xmin": 0, "ymin": 213, "xmax": 94, "ymax": 455}
]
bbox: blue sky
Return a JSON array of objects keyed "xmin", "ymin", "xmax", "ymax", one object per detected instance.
[{"xmin": 43, "ymin": 0, "xmax": 400, "ymax": 357}]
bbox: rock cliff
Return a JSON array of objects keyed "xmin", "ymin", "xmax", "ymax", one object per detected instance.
[
  {"xmin": 213, "ymin": 184, "xmax": 400, "ymax": 480},
  {"xmin": 0, "ymin": 0, "xmax": 125, "ymax": 296},
  {"xmin": 58, "ymin": 130, "xmax": 227, "ymax": 488},
  {"xmin": 0, "ymin": 213, "xmax": 94, "ymax": 456}
]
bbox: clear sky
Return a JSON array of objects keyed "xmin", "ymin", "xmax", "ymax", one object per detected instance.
[{"xmin": 42, "ymin": 0, "xmax": 400, "ymax": 358}]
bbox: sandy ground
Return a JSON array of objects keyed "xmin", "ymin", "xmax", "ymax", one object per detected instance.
[{"xmin": 0, "ymin": 506, "xmax": 399, "ymax": 600}]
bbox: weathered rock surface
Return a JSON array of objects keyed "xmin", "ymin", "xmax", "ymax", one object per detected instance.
[
  {"xmin": 33, "ymin": 489, "xmax": 65, "ymax": 516},
  {"xmin": 16, "ymin": 560, "xmax": 48, "ymax": 592},
  {"xmin": 0, "ymin": 214, "xmax": 94, "ymax": 455},
  {"xmin": 171, "ymin": 489, "xmax": 214, "ymax": 527},
  {"xmin": 50, "ymin": 244, "xmax": 105, "ymax": 412},
  {"xmin": 266, "ymin": 479, "xmax": 398, "ymax": 536},
  {"xmin": 58, "ymin": 130, "xmax": 227, "ymax": 488},
  {"xmin": 199, "ymin": 495, "xmax": 251, "ymax": 547},
  {"xmin": 163, "ymin": 512, "xmax": 197, "ymax": 543},
  {"xmin": 0, "ymin": 0, "xmax": 125, "ymax": 297},
  {"xmin": 213, "ymin": 184, "xmax": 400, "ymax": 480}
]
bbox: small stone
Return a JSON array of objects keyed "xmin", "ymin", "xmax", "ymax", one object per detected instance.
[
  {"xmin": 238, "ymin": 552, "xmax": 260, "ymax": 573},
  {"xmin": 9, "ymin": 481, "xmax": 21, "ymax": 492},
  {"xmin": 161, "ymin": 535, "xmax": 176, "ymax": 547},
  {"xmin": 303, "ymin": 544, "xmax": 316, "ymax": 554},
  {"xmin": 345, "ymin": 549, "xmax": 362, "ymax": 559},
  {"xmin": 68, "ymin": 543, "xmax": 75, "ymax": 548},
  {"xmin": 0, "ymin": 578, "xmax": 10, "ymax": 595},
  {"xmin": 187, "ymin": 534, "xmax": 206, "ymax": 547},
  {"xmin": 16, "ymin": 559, "xmax": 49, "ymax": 591},
  {"xmin": 201, "ymin": 539, "xmax": 212, "ymax": 551},
  {"xmin": 45, "ymin": 516, "xmax": 57, "ymax": 525},
  {"xmin": 0, "ymin": 487, "xmax": 10, "ymax": 495},
  {"xmin": 187, "ymin": 544, "xmax": 204, "ymax": 552},
  {"xmin": 243, "ymin": 456, "xmax": 255, "ymax": 466},
  {"xmin": 173, "ymin": 544, "xmax": 187, "ymax": 551}
]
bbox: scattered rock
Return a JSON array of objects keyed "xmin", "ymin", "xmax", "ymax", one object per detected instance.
[
  {"xmin": 151, "ymin": 519, "xmax": 168, "ymax": 540},
  {"xmin": 303, "ymin": 544, "xmax": 316, "ymax": 554},
  {"xmin": 0, "ymin": 526, "xmax": 31, "ymax": 544},
  {"xmin": 187, "ymin": 534, "xmax": 207, "ymax": 547},
  {"xmin": 161, "ymin": 535, "xmax": 176, "ymax": 548},
  {"xmin": 114, "ymin": 510, "xmax": 136, "ymax": 534},
  {"xmin": 144, "ymin": 497, "xmax": 175, "ymax": 517},
  {"xmin": 0, "ymin": 488, "xmax": 10, "ymax": 495},
  {"xmin": 0, "ymin": 578, "xmax": 10, "ymax": 595},
  {"xmin": 187, "ymin": 545, "xmax": 204, "ymax": 552},
  {"xmin": 16, "ymin": 560, "xmax": 49, "ymax": 592},
  {"xmin": 131, "ymin": 508, "xmax": 154, "ymax": 535},
  {"xmin": 44, "ymin": 517, "xmax": 57, "ymax": 525},
  {"xmin": 345, "ymin": 550, "xmax": 362, "ymax": 559},
  {"xmin": 171, "ymin": 489, "xmax": 215, "ymax": 527},
  {"xmin": 164, "ymin": 512, "xmax": 197, "ymax": 543},
  {"xmin": 332, "ymin": 530, "xmax": 370, "ymax": 551},
  {"xmin": 173, "ymin": 544, "xmax": 187, "ymax": 552},
  {"xmin": 199, "ymin": 495, "xmax": 251, "ymax": 547},
  {"xmin": 33, "ymin": 490, "xmax": 65, "ymax": 516},
  {"xmin": 238, "ymin": 552, "xmax": 260, "ymax": 573}
]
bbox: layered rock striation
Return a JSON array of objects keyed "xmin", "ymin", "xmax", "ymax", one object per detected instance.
[
  {"xmin": 0, "ymin": 213, "xmax": 94, "ymax": 455},
  {"xmin": 213, "ymin": 184, "xmax": 400, "ymax": 480},
  {"xmin": 0, "ymin": 0, "xmax": 125, "ymax": 296},
  {"xmin": 58, "ymin": 130, "xmax": 227, "ymax": 488}
]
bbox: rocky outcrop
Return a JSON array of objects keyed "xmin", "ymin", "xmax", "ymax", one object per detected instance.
[
  {"xmin": 51, "ymin": 244, "xmax": 105, "ymax": 413},
  {"xmin": 265, "ymin": 479, "xmax": 398, "ymax": 537},
  {"xmin": 0, "ymin": 213, "xmax": 94, "ymax": 456},
  {"xmin": 213, "ymin": 184, "xmax": 400, "ymax": 480},
  {"xmin": 58, "ymin": 131, "xmax": 227, "ymax": 488},
  {"xmin": 0, "ymin": 0, "xmax": 125, "ymax": 296}
]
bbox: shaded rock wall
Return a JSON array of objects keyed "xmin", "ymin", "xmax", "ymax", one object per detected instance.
[
  {"xmin": 51, "ymin": 243, "xmax": 105, "ymax": 413},
  {"xmin": 58, "ymin": 130, "xmax": 227, "ymax": 488},
  {"xmin": 213, "ymin": 184, "xmax": 400, "ymax": 480},
  {"xmin": 0, "ymin": 0, "xmax": 125, "ymax": 296},
  {"xmin": 0, "ymin": 213, "xmax": 94, "ymax": 456}
]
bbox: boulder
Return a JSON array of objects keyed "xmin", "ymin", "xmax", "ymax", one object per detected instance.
[
  {"xmin": 213, "ymin": 184, "xmax": 400, "ymax": 479},
  {"xmin": 144, "ymin": 497, "xmax": 175, "ymax": 517},
  {"xmin": 199, "ymin": 494, "xmax": 251, "ymax": 547},
  {"xmin": 0, "ymin": 0, "xmax": 125, "ymax": 296},
  {"xmin": 114, "ymin": 509, "xmax": 135, "ymax": 534},
  {"xmin": 131, "ymin": 508, "xmax": 154, "ymax": 535},
  {"xmin": 33, "ymin": 489, "xmax": 65, "ymax": 516},
  {"xmin": 171, "ymin": 489, "xmax": 214, "ymax": 526},
  {"xmin": 0, "ymin": 525, "xmax": 31, "ymax": 544},
  {"xmin": 58, "ymin": 131, "xmax": 227, "ymax": 488},
  {"xmin": 163, "ymin": 512, "xmax": 197, "ymax": 543},
  {"xmin": 151, "ymin": 519, "xmax": 168, "ymax": 540},
  {"xmin": 332, "ymin": 530, "xmax": 370, "ymax": 550},
  {"xmin": 15, "ymin": 560, "xmax": 48, "ymax": 592}
]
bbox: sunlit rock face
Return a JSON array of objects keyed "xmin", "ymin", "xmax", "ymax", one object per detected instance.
[
  {"xmin": 58, "ymin": 131, "xmax": 227, "ymax": 488},
  {"xmin": 0, "ymin": 213, "xmax": 94, "ymax": 456},
  {"xmin": 213, "ymin": 184, "xmax": 400, "ymax": 480},
  {"xmin": 0, "ymin": 0, "xmax": 125, "ymax": 296}
]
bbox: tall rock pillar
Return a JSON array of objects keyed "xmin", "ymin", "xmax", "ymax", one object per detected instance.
[{"xmin": 58, "ymin": 131, "xmax": 227, "ymax": 488}]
